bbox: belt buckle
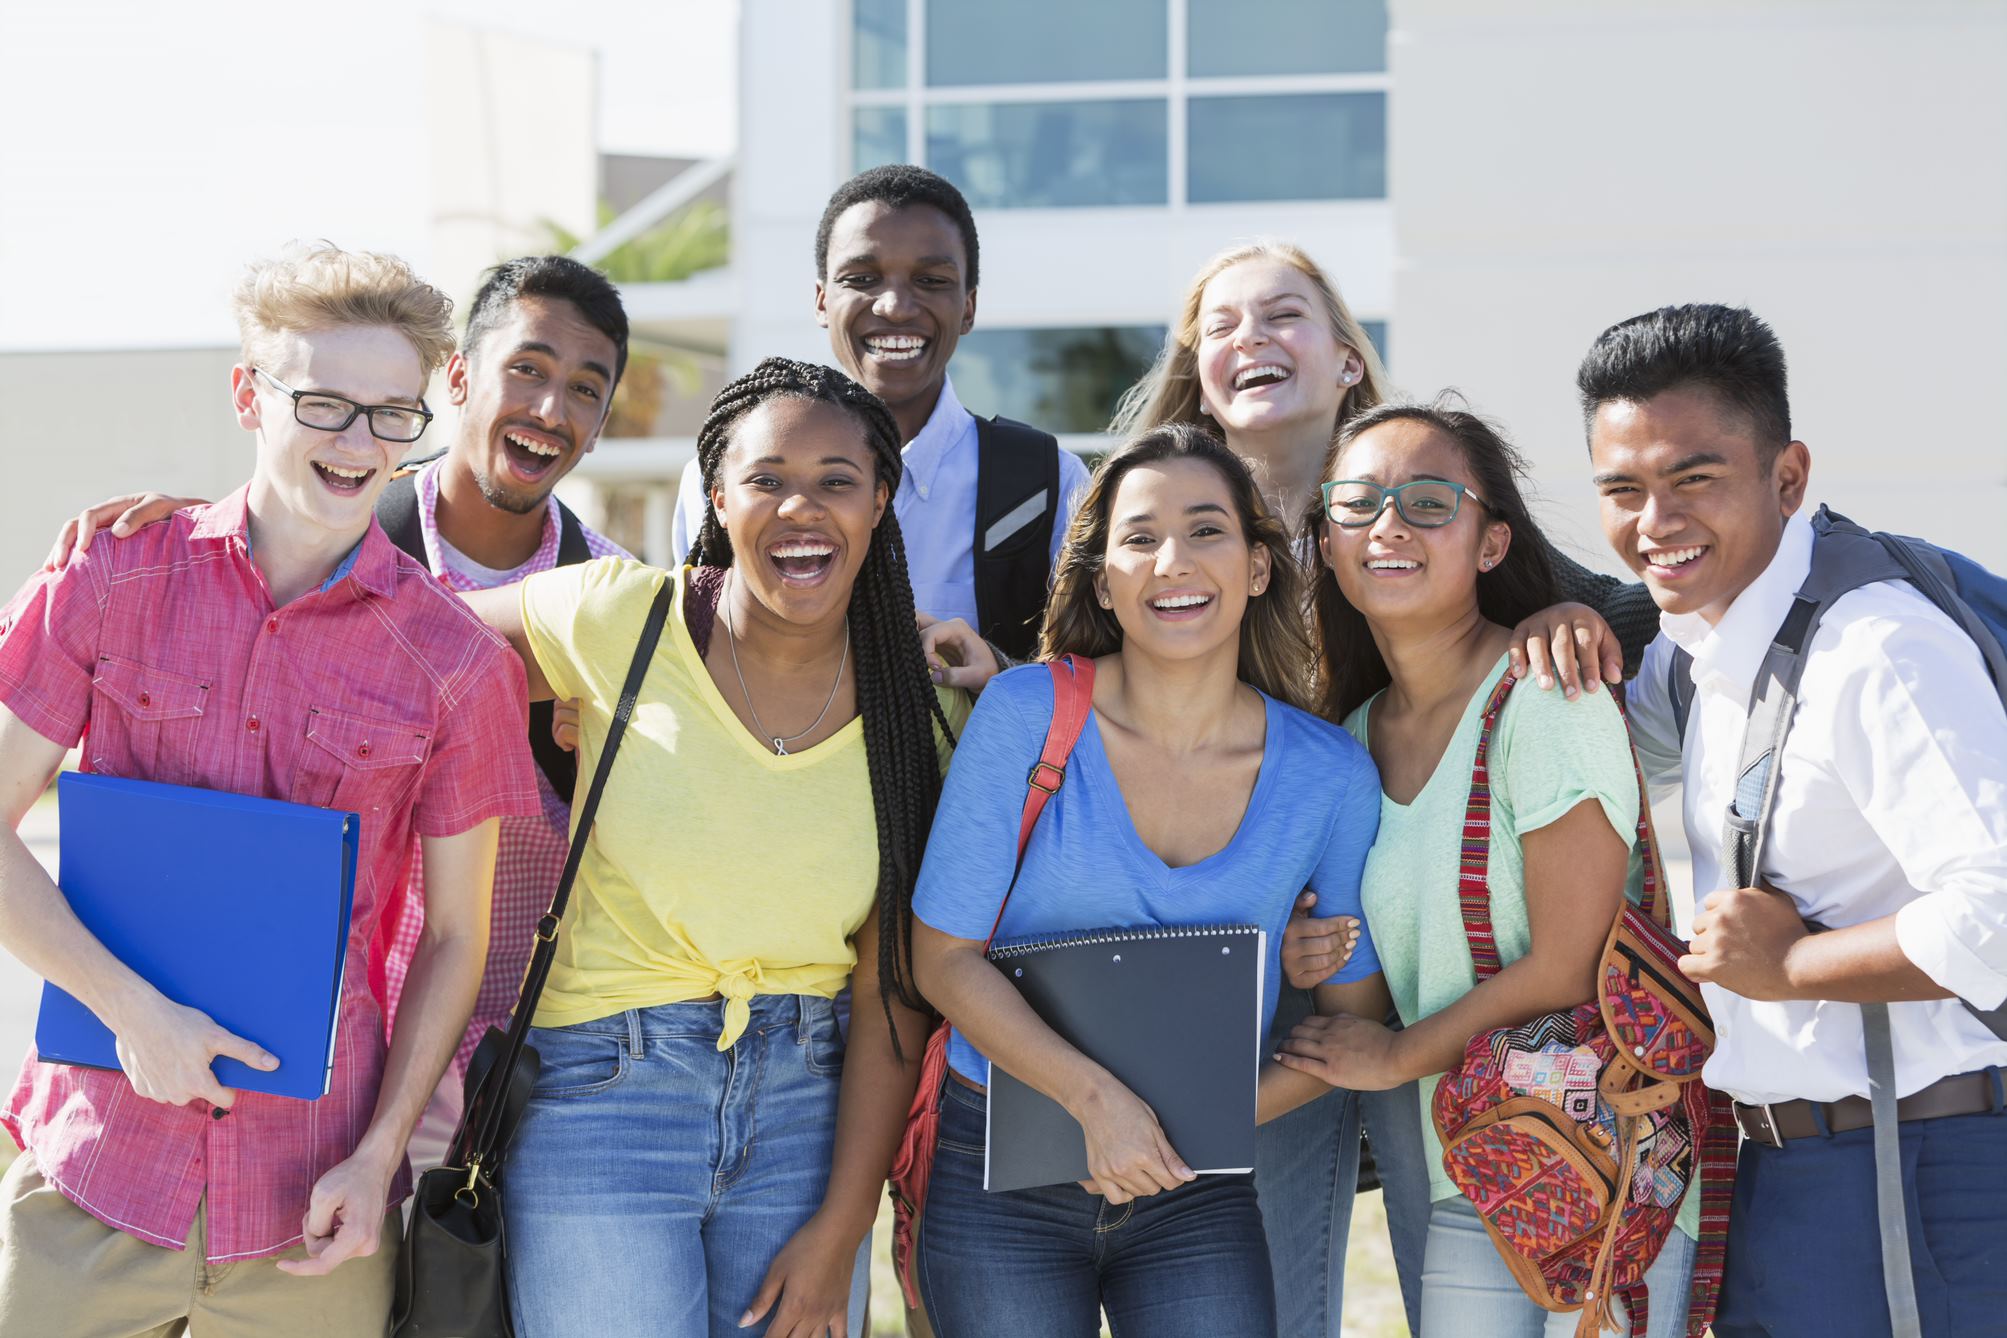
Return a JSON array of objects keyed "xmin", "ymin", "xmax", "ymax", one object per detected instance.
[{"xmin": 1737, "ymin": 1101, "xmax": 1785, "ymax": 1148}]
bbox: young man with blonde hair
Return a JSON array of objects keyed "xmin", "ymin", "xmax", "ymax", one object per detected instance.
[{"xmin": 0, "ymin": 243, "xmax": 539, "ymax": 1335}]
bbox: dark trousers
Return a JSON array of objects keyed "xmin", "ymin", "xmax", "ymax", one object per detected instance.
[
  {"xmin": 1713, "ymin": 1107, "xmax": 2007, "ymax": 1337},
  {"xmin": 916, "ymin": 1077, "xmax": 1277, "ymax": 1337}
]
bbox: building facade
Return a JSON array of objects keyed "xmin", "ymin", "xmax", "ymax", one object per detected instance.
[{"xmin": 584, "ymin": 0, "xmax": 2005, "ymax": 577}]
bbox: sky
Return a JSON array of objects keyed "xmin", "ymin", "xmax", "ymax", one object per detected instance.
[{"xmin": 0, "ymin": 0, "xmax": 736, "ymax": 351}]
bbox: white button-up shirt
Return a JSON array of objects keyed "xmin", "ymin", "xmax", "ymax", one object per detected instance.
[
  {"xmin": 669, "ymin": 376, "xmax": 1087, "ymax": 629},
  {"xmin": 1628, "ymin": 511, "xmax": 2007, "ymax": 1105}
]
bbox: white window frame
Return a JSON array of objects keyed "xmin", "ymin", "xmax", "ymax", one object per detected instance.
[{"xmin": 841, "ymin": 0, "xmax": 1393, "ymax": 208}]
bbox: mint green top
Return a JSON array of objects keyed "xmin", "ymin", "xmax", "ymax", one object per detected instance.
[{"xmin": 1344, "ymin": 654, "xmax": 1698, "ymax": 1238}]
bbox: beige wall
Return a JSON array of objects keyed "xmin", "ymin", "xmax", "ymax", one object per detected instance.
[
  {"xmin": 425, "ymin": 21, "xmax": 599, "ymax": 310},
  {"xmin": 0, "ymin": 348, "xmax": 250, "ymax": 586},
  {"xmin": 1391, "ymin": 0, "xmax": 2007, "ymax": 573}
]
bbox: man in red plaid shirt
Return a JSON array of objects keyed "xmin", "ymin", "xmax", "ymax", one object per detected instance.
[{"xmin": 0, "ymin": 244, "xmax": 540, "ymax": 1336}]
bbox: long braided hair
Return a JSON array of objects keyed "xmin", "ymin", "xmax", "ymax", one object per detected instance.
[{"xmin": 691, "ymin": 357, "xmax": 953, "ymax": 1053}]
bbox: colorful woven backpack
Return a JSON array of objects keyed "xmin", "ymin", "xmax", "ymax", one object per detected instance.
[{"xmin": 1430, "ymin": 674, "xmax": 1738, "ymax": 1338}]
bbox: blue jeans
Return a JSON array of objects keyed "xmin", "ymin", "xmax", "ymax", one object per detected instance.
[
  {"xmin": 1418, "ymin": 1195, "xmax": 1695, "ymax": 1338},
  {"xmin": 1713, "ymin": 1106, "xmax": 2007, "ymax": 1337},
  {"xmin": 502, "ymin": 996, "xmax": 862, "ymax": 1337},
  {"xmin": 1254, "ymin": 989, "xmax": 1430, "ymax": 1336},
  {"xmin": 917, "ymin": 1076, "xmax": 1277, "ymax": 1337}
]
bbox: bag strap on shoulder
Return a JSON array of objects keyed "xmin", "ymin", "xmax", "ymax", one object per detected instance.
[
  {"xmin": 973, "ymin": 416, "xmax": 1063, "ymax": 661},
  {"xmin": 464, "ymin": 575, "xmax": 674, "ymax": 1163},
  {"xmin": 374, "ymin": 453, "xmax": 446, "ymax": 564},
  {"xmin": 1457, "ymin": 672, "xmax": 1670, "ymax": 978},
  {"xmin": 979, "ymin": 655, "xmax": 1096, "ymax": 953}
]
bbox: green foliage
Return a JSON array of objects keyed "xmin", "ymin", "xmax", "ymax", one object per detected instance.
[{"xmin": 541, "ymin": 199, "xmax": 730, "ymax": 285}]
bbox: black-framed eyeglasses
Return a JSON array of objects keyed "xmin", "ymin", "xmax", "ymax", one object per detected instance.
[
  {"xmin": 1321, "ymin": 478, "xmax": 1486, "ymax": 528},
  {"xmin": 254, "ymin": 367, "xmax": 434, "ymax": 444}
]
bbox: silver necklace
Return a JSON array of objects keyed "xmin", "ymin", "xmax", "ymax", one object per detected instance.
[{"xmin": 720, "ymin": 573, "xmax": 850, "ymax": 756}]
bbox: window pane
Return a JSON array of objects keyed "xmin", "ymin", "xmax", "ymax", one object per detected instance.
[
  {"xmin": 1188, "ymin": 0, "xmax": 1386, "ymax": 76},
  {"xmin": 853, "ymin": 107, "xmax": 909, "ymax": 173},
  {"xmin": 1360, "ymin": 319, "xmax": 1387, "ymax": 368},
  {"xmin": 950, "ymin": 326, "xmax": 1166, "ymax": 434},
  {"xmin": 854, "ymin": 0, "xmax": 907, "ymax": 89},
  {"xmin": 927, "ymin": 0, "xmax": 1166, "ymax": 86},
  {"xmin": 1188, "ymin": 93, "xmax": 1385, "ymax": 203},
  {"xmin": 927, "ymin": 101, "xmax": 1167, "ymax": 208}
]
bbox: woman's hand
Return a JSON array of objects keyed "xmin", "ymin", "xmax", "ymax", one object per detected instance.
[
  {"xmin": 738, "ymin": 1209, "xmax": 862, "ymax": 1337},
  {"xmin": 1274, "ymin": 1012, "xmax": 1411, "ymax": 1092},
  {"xmin": 916, "ymin": 612, "xmax": 1004, "ymax": 694},
  {"xmin": 1507, "ymin": 602, "xmax": 1621, "ymax": 700},
  {"xmin": 550, "ymin": 698, "xmax": 582, "ymax": 752},
  {"xmin": 1071, "ymin": 1077, "xmax": 1195, "ymax": 1203},
  {"xmin": 1279, "ymin": 891, "xmax": 1360, "ymax": 989}
]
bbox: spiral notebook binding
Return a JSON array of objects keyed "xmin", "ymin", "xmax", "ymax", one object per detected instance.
[{"xmin": 987, "ymin": 922, "xmax": 1261, "ymax": 961}]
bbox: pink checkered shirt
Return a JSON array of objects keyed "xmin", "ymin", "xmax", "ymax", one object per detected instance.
[
  {"xmin": 0, "ymin": 486, "xmax": 540, "ymax": 1260},
  {"xmin": 375, "ymin": 461, "xmax": 627, "ymax": 1076}
]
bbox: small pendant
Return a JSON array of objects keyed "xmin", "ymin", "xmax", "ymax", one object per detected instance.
[{"xmin": 772, "ymin": 738, "xmax": 788, "ymax": 756}]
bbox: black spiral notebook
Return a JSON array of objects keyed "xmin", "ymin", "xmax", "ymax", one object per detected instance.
[{"xmin": 983, "ymin": 924, "xmax": 1266, "ymax": 1193}]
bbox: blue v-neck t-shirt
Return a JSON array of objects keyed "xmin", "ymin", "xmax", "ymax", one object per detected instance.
[{"xmin": 912, "ymin": 662, "xmax": 1384, "ymax": 1086}]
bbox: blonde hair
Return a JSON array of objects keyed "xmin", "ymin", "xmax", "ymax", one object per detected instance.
[
  {"xmin": 1109, "ymin": 240, "xmax": 1389, "ymax": 441},
  {"xmin": 232, "ymin": 242, "xmax": 456, "ymax": 380},
  {"xmin": 1038, "ymin": 422, "xmax": 1313, "ymax": 709}
]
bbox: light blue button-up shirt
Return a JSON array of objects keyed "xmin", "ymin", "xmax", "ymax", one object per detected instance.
[{"xmin": 669, "ymin": 376, "xmax": 1088, "ymax": 629}]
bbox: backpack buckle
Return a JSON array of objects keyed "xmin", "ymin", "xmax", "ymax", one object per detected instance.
[{"xmin": 1027, "ymin": 760, "xmax": 1066, "ymax": 795}]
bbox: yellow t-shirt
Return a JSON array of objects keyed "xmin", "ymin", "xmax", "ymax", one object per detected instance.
[{"xmin": 519, "ymin": 559, "xmax": 965, "ymax": 1046}]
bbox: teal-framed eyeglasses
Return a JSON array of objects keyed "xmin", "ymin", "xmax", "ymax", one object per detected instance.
[{"xmin": 1320, "ymin": 478, "xmax": 1486, "ymax": 529}]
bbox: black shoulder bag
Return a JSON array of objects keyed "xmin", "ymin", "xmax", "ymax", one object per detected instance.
[{"xmin": 392, "ymin": 576, "xmax": 674, "ymax": 1338}]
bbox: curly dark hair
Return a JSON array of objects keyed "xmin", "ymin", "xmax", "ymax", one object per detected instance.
[
  {"xmin": 813, "ymin": 164, "xmax": 981, "ymax": 289},
  {"xmin": 691, "ymin": 357, "xmax": 954, "ymax": 1053}
]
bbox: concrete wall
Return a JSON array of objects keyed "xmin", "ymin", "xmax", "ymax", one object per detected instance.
[
  {"xmin": 1390, "ymin": 0, "xmax": 2007, "ymax": 572},
  {"xmin": 0, "ymin": 348, "xmax": 249, "ymax": 587},
  {"xmin": 425, "ymin": 21, "xmax": 599, "ymax": 310}
]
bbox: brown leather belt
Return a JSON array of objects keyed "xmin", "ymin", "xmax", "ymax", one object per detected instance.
[{"xmin": 1733, "ymin": 1068, "xmax": 2004, "ymax": 1148}]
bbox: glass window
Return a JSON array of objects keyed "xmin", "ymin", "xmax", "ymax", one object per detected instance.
[
  {"xmin": 950, "ymin": 326, "xmax": 1166, "ymax": 434},
  {"xmin": 853, "ymin": 0, "xmax": 907, "ymax": 89},
  {"xmin": 1360, "ymin": 320, "xmax": 1388, "ymax": 368},
  {"xmin": 927, "ymin": 100, "xmax": 1167, "ymax": 208},
  {"xmin": 926, "ymin": 0, "xmax": 1166, "ymax": 86},
  {"xmin": 1187, "ymin": 0, "xmax": 1387, "ymax": 77},
  {"xmin": 1187, "ymin": 92, "xmax": 1385, "ymax": 203},
  {"xmin": 852, "ymin": 107, "xmax": 909, "ymax": 174}
]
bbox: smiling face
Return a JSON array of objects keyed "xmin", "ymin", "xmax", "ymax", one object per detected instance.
[
  {"xmin": 1590, "ymin": 385, "xmax": 1810, "ymax": 624},
  {"xmin": 1195, "ymin": 257, "xmax": 1363, "ymax": 439},
  {"xmin": 237, "ymin": 322, "xmax": 426, "ymax": 538},
  {"xmin": 815, "ymin": 201, "xmax": 977, "ymax": 425},
  {"xmin": 708, "ymin": 395, "xmax": 890, "ymax": 627},
  {"xmin": 450, "ymin": 295, "xmax": 619, "ymax": 515},
  {"xmin": 1095, "ymin": 456, "xmax": 1270, "ymax": 666},
  {"xmin": 1319, "ymin": 418, "xmax": 1510, "ymax": 628}
]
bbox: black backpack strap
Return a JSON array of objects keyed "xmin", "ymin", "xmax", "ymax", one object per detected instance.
[
  {"xmin": 552, "ymin": 499, "xmax": 592, "ymax": 566},
  {"xmin": 378, "ymin": 454, "xmax": 593, "ymax": 802},
  {"xmin": 525, "ymin": 500, "xmax": 594, "ymax": 802},
  {"xmin": 1668, "ymin": 647, "xmax": 1696, "ymax": 742},
  {"xmin": 973, "ymin": 415, "xmax": 1062, "ymax": 661},
  {"xmin": 374, "ymin": 450, "xmax": 446, "ymax": 564}
]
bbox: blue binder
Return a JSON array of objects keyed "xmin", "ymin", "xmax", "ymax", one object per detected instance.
[{"xmin": 36, "ymin": 772, "xmax": 359, "ymax": 1101}]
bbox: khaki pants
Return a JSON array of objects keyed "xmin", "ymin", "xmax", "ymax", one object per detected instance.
[{"xmin": 0, "ymin": 1150, "xmax": 398, "ymax": 1338}]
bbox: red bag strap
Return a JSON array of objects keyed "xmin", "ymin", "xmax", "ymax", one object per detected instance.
[
  {"xmin": 1457, "ymin": 672, "xmax": 1520, "ymax": 980},
  {"xmin": 1456, "ymin": 673, "xmax": 1672, "ymax": 980},
  {"xmin": 978, "ymin": 655, "xmax": 1097, "ymax": 953}
]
